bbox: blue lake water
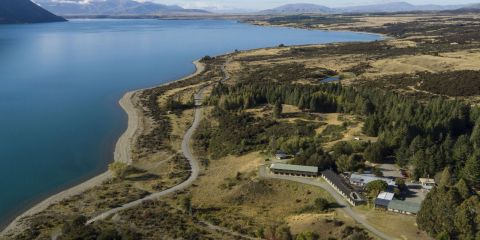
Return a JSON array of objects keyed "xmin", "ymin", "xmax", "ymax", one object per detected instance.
[{"xmin": 0, "ymin": 19, "xmax": 381, "ymax": 227}]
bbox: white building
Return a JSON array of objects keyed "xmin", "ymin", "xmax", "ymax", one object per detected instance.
[{"xmin": 350, "ymin": 173, "xmax": 396, "ymax": 187}]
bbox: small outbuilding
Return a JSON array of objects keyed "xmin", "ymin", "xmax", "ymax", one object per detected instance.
[
  {"xmin": 275, "ymin": 151, "xmax": 290, "ymax": 160},
  {"xmin": 419, "ymin": 178, "xmax": 435, "ymax": 191},
  {"xmin": 374, "ymin": 191, "xmax": 395, "ymax": 209},
  {"xmin": 270, "ymin": 163, "xmax": 318, "ymax": 177}
]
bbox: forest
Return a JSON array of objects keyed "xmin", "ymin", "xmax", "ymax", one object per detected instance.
[{"xmin": 204, "ymin": 80, "xmax": 478, "ymax": 180}]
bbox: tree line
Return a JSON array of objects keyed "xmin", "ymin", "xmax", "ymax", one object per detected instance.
[{"xmin": 209, "ymin": 81, "xmax": 480, "ymax": 183}]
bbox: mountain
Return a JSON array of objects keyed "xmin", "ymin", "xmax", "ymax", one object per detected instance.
[
  {"xmin": 34, "ymin": 0, "xmax": 210, "ymax": 16},
  {"xmin": 0, "ymin": 0, "xmax": 65, "ymax": 24},
  {"xmin": 339, "ymin": 2, "xmax": 464, "ymax": 13},
  {"xmin": 462, "ymin": 3, "xmax": 480, "ymax": 9},
  {"xmin": 261, "ymin": 2, "xmax": 467, "ymax": 14},
  {"xmin": 260, "ymin": 3, "xmax": 334, "ymax": 14}
]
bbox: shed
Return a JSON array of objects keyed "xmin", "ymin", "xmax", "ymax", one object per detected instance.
[
  {"xmin": 377, "ymin": 192, "xmax": 394, "ymax": 200},
  {"xmin": 275, "ymin": 151, "xmax": 290, "ymax": 160},
  {"xmin": 374, "ymin": 191, "xmax": 395, "ymax": 209}
]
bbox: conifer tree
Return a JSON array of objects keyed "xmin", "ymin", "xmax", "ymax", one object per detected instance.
[
  {"xmin": 463, "ymin": 153, "xmax": 480, "ymax": 188},
  {"xmin": 273, "ymin": 100, "xmax": 282, "ymax": 119},
  {"xmin": 439, "ymin": 167, "xmax": 453, "ymax": 187},
  {"xmin": 470, "ymin": 118, "xmax": 480, "ymax": 149}
]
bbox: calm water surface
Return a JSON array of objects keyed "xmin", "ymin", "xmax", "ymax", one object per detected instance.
[{"xmin": 0, "ymin": 19, "xmax": 381, "ymax": 226}]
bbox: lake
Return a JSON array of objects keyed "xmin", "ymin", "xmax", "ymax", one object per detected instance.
[{"xmin": 0, "ymin": 19, "xmax": 381, "ymax": 227}]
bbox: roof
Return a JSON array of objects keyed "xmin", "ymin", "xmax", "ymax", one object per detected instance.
[
  {"xmin": 270, "ymin": 163, "xmax": 318, "ymax": 173},
  {"xmin": 422, "ymin": 185, "xmax": 434, "ymax": 190},
  {"xmin": 377, "ymin": 191, "xmax": 394, "ymax": 200},
  {"xmin": 350, "ymin": 173, "xmax": 396, "ymax": 186},
  {"xmin": 375, "ymin": 198, "xmax": 391, "ymax": 207},
  {"xmin": 322, "ymin": 170, "xmax": 363, "ymax": 202},
  {"xmin": 419, "ymin": 178, "xmax": 435, "ymax": 184},
  {"xmin": 387, "ymin": 200, "xmax": 421, "ymax": 214}
]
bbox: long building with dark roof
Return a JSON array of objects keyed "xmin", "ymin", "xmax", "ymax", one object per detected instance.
[
  {"xmin": 321, "ymin": 170, "xmax": 364, "ymax": 206},
  {"xmin": 270, "ymin": 163, "xmax": 319, "ymax": 177}
]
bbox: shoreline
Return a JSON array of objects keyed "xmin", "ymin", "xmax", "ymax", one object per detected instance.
[
  {"xmin": 1, "ymin": 24, "xmax": 378, "ymax": 234},
  {"xmin": 1, "ymin": 60, "xmax": 205, "ymax": 236}
]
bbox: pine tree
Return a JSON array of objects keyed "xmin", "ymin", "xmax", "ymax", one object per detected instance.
[
  {"xmin": 298, "ymin": 95, "xmax": 307, "ymax": 110},
  {"xmin": 418, "ymin": 187, "xmax": 460, "ymax": 236},
  {"xmin": 454, "ymin": 196, "xmax": 480, "ymax": 240},
  {"xmin": 363, "ymin": 142, "xmax": 384, "ymax": 163},
  {"xmin": 363, "ymin": 115, "xmax": 379, "ymax": 137},
  {"xmin": 470, "ymin": 118, "xmax": 480, "ymax": 149},
  {"xmin": 273, "ymin": 100, "xmax": 282, "ymax": 119},
  {"xmin": 453, "ymin": 135, "xmax": 473, "ymax": 164},
  {"xmin": 182, "ymin": 196, "xmax": 192, "ymax": 215},
  {"xmin": 455, "ymin": 179, "xmax": 472, "ymax": 200},
  {"xmin": 463, "ymin": 153, "xmax": 480, "ymax": 188},
  {"xmin": 439, "ymin": 167, "xmax": 453, "ymax": 187},
  {"xmin": 395, "ymin": 141, "xmax": 410, "ymax": 167}
]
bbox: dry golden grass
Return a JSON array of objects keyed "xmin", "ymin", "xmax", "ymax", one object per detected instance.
[
  {"xmin": 282, "ymin": 104, "xmax": 301, "ymax": 114},
  {"xmin": 303, "ymin": 55, "xmax": 364, "ymax": 73},
  {"xmin": 168, "ymin": 109, "xmax": 194, "ymax": 150},
  {"xmin": 190, "ymin": 151, "xmax": 340, "ymax": 232},
  {"xmin": 191, "ymin": 151, "xmax": 264, "ymax": 206},
  {"xmin": 366, "ymin": 53, "xmax": 480, "ymax": 77},
  {"xmin": 386, "ymin": 40, "xmax": 418, "ymax": 48},
  {"xmin": 287, "ymin": 212, "xmax": 361, "ymax": 237},
  {"xmin": 157, "ymin": 82, "xmax": 204, "ymax": 108},
  {"xmin": 245, "ymin": 105, "xmax": 270, "ymax": 118},
  {"xmin": 235, "ymin": 48, "xmax": 285, "ymax": 58},
  {"xmin": 355, "ymin": 206, "xmax": 430, "ymax": 240}
]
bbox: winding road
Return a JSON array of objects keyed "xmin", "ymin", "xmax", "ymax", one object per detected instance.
[
  {"xmin": 87, "ymin": 59, "xmax": 230, "ymax": 224},
  {"xmin": 87, "ymin": 107, "xmax": 203, "ymax": 223}
]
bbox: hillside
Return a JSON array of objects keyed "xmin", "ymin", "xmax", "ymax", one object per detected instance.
[
  {"xmin": 261, "ymin": 2, "xmax": 466, "ymax": 14},
  {"xmin": 260, "ymin": 3, "xmax": 334, "ymax": 14},
  {"xmin": 339, "ymin": 2, "xmax": 463, "ymax": 13},
  {"xmin": 35, "ymin": 0, "xmax": 209, "ymax": 16},
  {"xmin": 0, "ymin": 0, "xmax": 65, "ymax": 24}
]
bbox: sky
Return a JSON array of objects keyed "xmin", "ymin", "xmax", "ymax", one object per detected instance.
[{"xmin": 146, "ymin": 0, "xmax": 480, "ymax": 10}]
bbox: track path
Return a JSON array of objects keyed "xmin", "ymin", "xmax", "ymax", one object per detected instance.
[{"xmin": 88, "ymin": 59, "xmax": 230, "ymax": 224}]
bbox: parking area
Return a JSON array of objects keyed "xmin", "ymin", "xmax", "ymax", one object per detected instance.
[
  {"xmin": 404, "ymin": 183, "xmax": 428, "ymax": 204},
  {"xmin": 378, "ymin": 164, "xmax": 404, "ymax": 179}
]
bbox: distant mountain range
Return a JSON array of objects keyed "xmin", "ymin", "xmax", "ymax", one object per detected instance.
[
  {"xmin": 260, "ymin": 3, "xmax": 335, "ymax": 14},
  {"xmin": 261, "ymin": 2, "xmax": 473, "ymax": 14},
  {"xmin": 462, "ymin": 3, "xmax": 480, "ymax": 9},
  {"xmin": 34, "ymin": 0, "xmax": 210, "ymax": 16},
  {"xmin": 0, "ymin": 0, "xmax": 65, "ymax": 24}
]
